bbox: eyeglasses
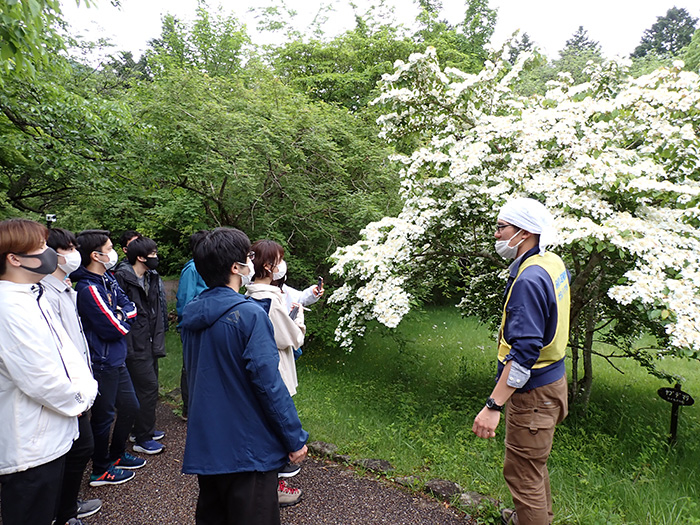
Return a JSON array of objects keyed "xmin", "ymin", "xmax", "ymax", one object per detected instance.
[
  {"xmin": 495, "ymin": 223, "xmax": 514, "ymax": 233},
  {"xmin": 237, "ymin": 251, "xmax": 255, "ymax": 265}
]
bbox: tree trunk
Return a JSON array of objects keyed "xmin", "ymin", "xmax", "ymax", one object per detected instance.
[
  {"xmin": 570, "ymin": 322, "xmax": 580, "ymax": 401},
  {"xmin": 579, "ymin": 300, "xmax": 596, "ymax": 408},
  {"xmin": 576, "ymin": 272, "xmax": 603, "ymax": 409}
]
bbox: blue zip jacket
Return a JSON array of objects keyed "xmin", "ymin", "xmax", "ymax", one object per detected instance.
[
  {"xmin": 180, "ymin": 286, "xmax": 308, "ymax": 475},
  {"xmin": 71, "ymin": 266, "xmax": 137, "ymax": 370}
]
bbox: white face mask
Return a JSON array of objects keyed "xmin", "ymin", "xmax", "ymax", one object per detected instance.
[
  {"xmin": 58, "ymin": 250, "xmax": 82, "ymax": 276},
  {"xmin": 495, "ymin": 229, "xmax": 524, "ymax": 259},
  {"xmin": 238, "ymin": 261, "xmax": 255, "ymax": 287},
  {"xmin": 273, "ymin": 260, "xmax": 287, "ymax": 281},
  {"xmin": 97, "ymin": 249, "xmax": 119, "ymax": 270}
]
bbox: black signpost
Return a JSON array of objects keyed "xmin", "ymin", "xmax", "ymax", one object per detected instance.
[{"xmin": 657, "ymin": 383, "xmax": 695, "ymax": 445}]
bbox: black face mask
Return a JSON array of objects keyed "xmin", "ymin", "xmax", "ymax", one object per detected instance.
[
  {"xmin": 144, "ymin": 256, "xmax": 159, "ymax": 271},
  {"xmin": 16, "ymin": 247, "xmax": 59, "ymax": 275}
]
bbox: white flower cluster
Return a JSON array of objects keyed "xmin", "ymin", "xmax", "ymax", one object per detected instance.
[{"xmin": 330, "ymin": 48, "xmax": 700, "ymax": 356}]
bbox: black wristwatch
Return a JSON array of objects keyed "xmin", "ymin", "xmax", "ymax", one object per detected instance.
[{"xmin": 485, "ymin": 397, "xmax": 504, "ymax": 412}]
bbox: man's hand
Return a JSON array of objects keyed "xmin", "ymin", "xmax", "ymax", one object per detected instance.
[
  {"xmin": 289, "ymin": 445, "xmax": 308, "ymax": 464},
  {"xmin": 472, "ymin": 406, "xmax": 501, "ymax": 439}
]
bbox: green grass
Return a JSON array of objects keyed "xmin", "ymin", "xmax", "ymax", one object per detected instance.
[{"xmin": 159, "ymin": 306, "xmax": 700, "ymax": 524}]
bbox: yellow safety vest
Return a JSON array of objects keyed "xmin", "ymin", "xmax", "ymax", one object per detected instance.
[{"xmin": 498, "ymin": 252, "xmax": 570, "ymax": 369}]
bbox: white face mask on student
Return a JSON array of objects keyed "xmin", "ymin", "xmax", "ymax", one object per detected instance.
[
  {"xmin": 58, "ymin": 250, "xmax": 82, "ymax": 276},
  {"xmin": 495, "ymin": 229, "xmax": 524, "ymax": 260},
  {"xmin": 97, "ymin": 249, "xmax": 119, "ymax": 270},
  {"xmin": 238, "ymin": 261, "xmax": 255, "ymax": 287},
  {"xmin": 273, "ymin": 260, "xmax": 287, "ymax": 281}
]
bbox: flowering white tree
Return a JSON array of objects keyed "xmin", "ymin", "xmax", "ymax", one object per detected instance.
[{"xmin": 328, "ymin": 46, "xmax": 700, "ymax": 404}]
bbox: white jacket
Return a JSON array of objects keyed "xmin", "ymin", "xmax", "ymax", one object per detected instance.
[
  {"xmin": 281, "ymin": 283, "xmax": 320, "ymax": 312},
  {"xmin": 245, "ymin": 283, "xmax": 304, "ymax": 396},
  {"xmin": 0, "ymin": 281, "xmax": 98, "ymax": 475},
  {"xmin": 41, "ymin": 274, "xmax": 91, "ymax": 370}
]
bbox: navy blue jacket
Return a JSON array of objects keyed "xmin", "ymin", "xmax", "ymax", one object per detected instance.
[
  {"xmin": 71, "ymin": 266, "xmax": 137, "ymax": 370},
  {"xmin": 497, "ymin": 246, "xmax": 568, "ymax": 391},
  {"xmin": 180, "ymin": 286, "xmax": 308, "ymax": 475}
]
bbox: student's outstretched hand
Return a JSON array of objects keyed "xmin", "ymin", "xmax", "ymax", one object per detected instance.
[{"xmin": 289, "ymin": 445, "xmax": 308, "ymax": 464}]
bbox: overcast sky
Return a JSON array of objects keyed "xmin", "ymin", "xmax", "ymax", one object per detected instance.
[{"xmin": 59, "ymin": 0, "xmax": 700, "ymax": 60}]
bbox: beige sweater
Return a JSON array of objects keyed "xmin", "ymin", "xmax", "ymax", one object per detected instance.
[{"xmin": 245, "ymin": 283, "xmax": 305, "ymax": 396}]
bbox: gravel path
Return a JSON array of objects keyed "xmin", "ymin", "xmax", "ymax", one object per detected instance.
[{"xmin": 76, "ymin": 402, "xmax": 472, "ymax": 524}]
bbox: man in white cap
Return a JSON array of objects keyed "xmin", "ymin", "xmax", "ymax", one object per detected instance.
[{"xmin": 472, "ymin": 198, "xmax": 571, "ymax": 525}]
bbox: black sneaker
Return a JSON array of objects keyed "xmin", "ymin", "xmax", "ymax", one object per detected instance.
[{"xmin": 278, "ymin": 462, "xmax": 301, "ymax": 478}]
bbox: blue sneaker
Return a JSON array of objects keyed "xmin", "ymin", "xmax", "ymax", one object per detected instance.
[
  {"xmin": 112, "ymin": 451, "xmax": 146, "ymax": 469},
  {"xmin": 89, "ymin": 466, "xmax": 134, "ymax": 487},
  {"xmin": 133, "ymin": 439, "xmax": 165, "ymax": 455}
]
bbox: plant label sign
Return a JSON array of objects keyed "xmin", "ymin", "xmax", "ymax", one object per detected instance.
[
  {"xmin": 658, "ymin": 384, "xmax": 694, "ymax": 445},
  {"xmin": 657, "ymin": 387, "xmax": 694, "ymax": 406}
]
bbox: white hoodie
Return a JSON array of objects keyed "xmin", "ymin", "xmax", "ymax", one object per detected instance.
[{"xmin": 0, "ymin": 281, "xmax": 98, "ymax": 475}]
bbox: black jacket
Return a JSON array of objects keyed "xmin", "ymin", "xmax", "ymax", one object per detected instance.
[{"xmin": 114, "ymin": 264, "xmax": 167, "ymax": 359}]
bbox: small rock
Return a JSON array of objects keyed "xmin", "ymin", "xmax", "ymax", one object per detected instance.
[
  {"xmin": 332, "ymin": 453, "xmax": 352, "ymax": 463},
  {"xmin": 308, "ymin": 441, "xmax": 338, "ymax": 456},
  {"xmin": 357, "ymin": 458, "xmax": 395, "ymax": 472},
  {"xmin": 395, "ymin": 476, "xmax": 421, "ymax": 488},
  {"xmin": 424, "ymin": 479, "xmax": 462, "ymax": 500},
  {"xmin": 459, "ymin": 491, "xmax": 497, "ymax": 508}
]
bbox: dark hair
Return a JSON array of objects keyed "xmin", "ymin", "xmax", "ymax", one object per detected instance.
[
  {"xmin": 126, "ymin": 236, "xmax": 158, "ymax": 265},
  {"xmin": 189, "ymin": 230, "xmax": 209, "ymax": 253},
  {"xmin": 250, "ymin": 240, "xmax": 284, "ymax": 282},
  {"xmin": 47, "ymin": 227, "xmax": 77, "ymax": 252},
  {"xmin": 76, "ymin": 229, "xmax": 111, "ymax": 267},
  {"xmin": 0, "ymin": 219, "xmax": 48, "ymax": 275},
  {"xmin": 119, "ymin": 230, "xmax": 141, "ymax": 248},
  {"xmin": 193, "ymin": 228, "xmax": 250, "ymax": 288}
]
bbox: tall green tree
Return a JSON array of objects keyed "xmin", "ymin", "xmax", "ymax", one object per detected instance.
[
  {"xmin": 146, "ymin": 4, "xmax": 249, "ymax": 77},
  {"xmin": 507, "ymin": 31, "xmax": 534, "ymax": 65},
  {"xmin": 125, "ymin": 65, "xmax": 400, "ymax": 276},
  {"xmin": 1, "ymin": 0, "xmax": 73, "ymax": 75},
  {"xmin": 0, "ymin": 57, "xmax": 135, "ymax": 219},
  {"xmin": 563, "ymin": 25, "xmax": 601, "ymax": 54},
  {"xmin": 681, "ymin": 28, "xmax": 700, "ymax": 71},
  {"xmin": 270, "ymin": 0, "xmax": 495, "ymax": 112},
  {"xmin": 271, "ymin": 21, "xmax": 415, "ymax": 111},
  {"xmin": 512, "ymin": 26, "xmax": 604, "ymax": 97},
  {"xmin": 632, "ymin": 6, "xmax": 698, "ymax": 58}
]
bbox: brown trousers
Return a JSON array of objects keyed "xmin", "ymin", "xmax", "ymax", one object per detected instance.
[{"xmin": 503, "ymin": 375, "xmax": 568, "ymax": 525}]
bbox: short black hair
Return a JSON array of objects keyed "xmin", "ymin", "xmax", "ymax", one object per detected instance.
[
  {"xmin": 193, "ymin": 227, "xmax": 250, "ymax": 288},
  {"xmin": 189, "ymin": 230, "xmax": 209, "ymax": 253},
  {"xmin": 76, "ymin": 229, "xmax": 111, "ymax": 267},
  {"xmin": 126, "ymin": 236, "xmax": 158, "ymax": 265},
  {"xmin": 47, "ymin": 227, "xmax": 77, "ymax": 252},
  {"xmin": 119, "ymin": 230, "xmax": 141, "ymax": 248}
]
